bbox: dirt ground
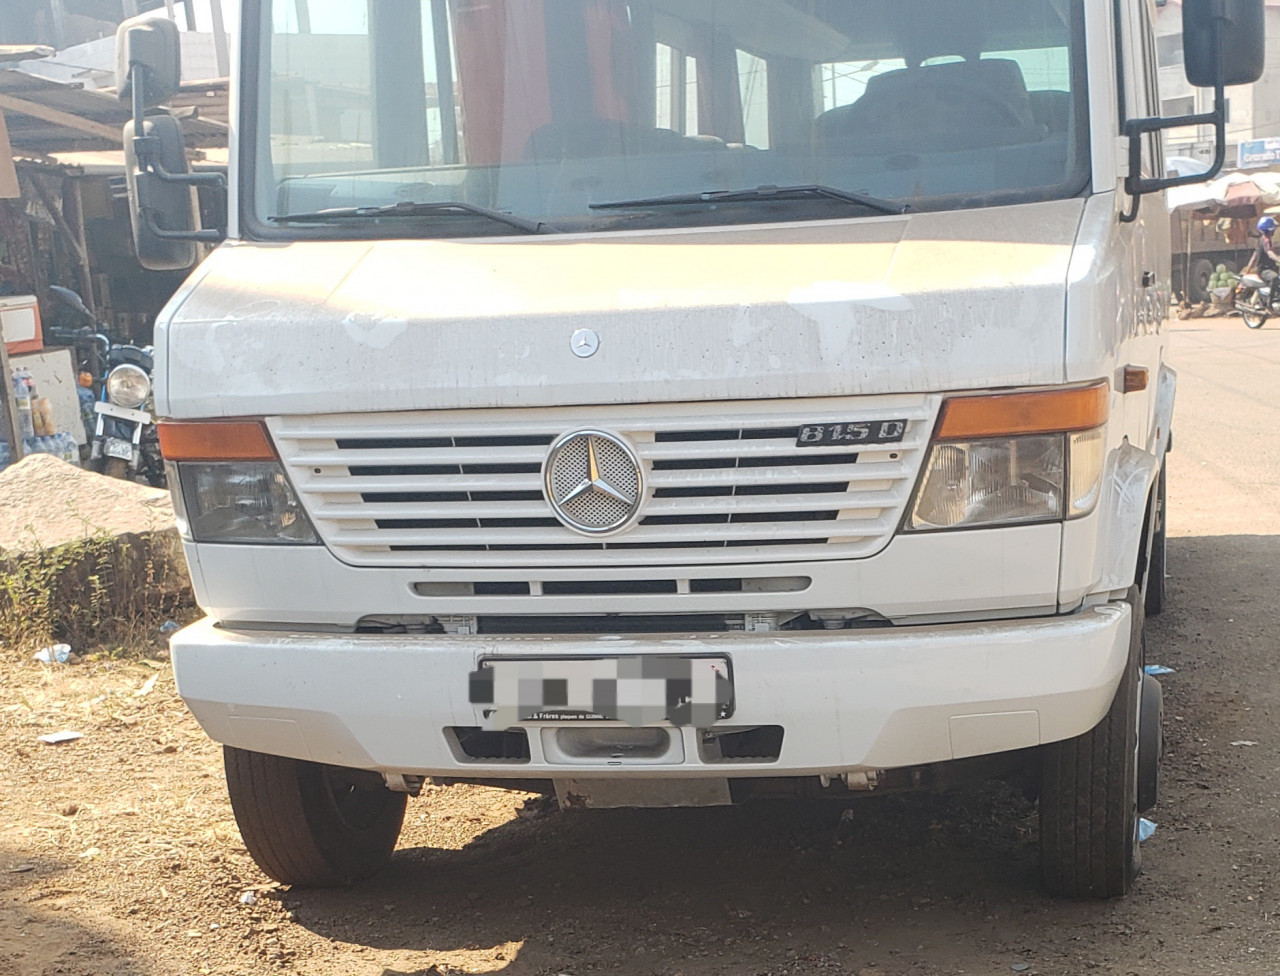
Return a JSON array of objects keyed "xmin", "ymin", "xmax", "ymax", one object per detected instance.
[{"xmin": 4, "ymin": 316, "xmax": 1280, "ymax": 976}]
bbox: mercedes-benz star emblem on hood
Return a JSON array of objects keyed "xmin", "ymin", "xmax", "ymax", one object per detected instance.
[
  {"xmin": 544, "ymin": 430, "xmax": 644, "ymax": 535},
  {"xmin": 571, "ymin": 328, "xmax": 600, "ymax": 358}
]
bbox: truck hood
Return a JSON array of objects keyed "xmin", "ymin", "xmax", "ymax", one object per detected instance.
[{"xmin": 158, "ymin": 198, "xmax": 1084, "ymax": 417}]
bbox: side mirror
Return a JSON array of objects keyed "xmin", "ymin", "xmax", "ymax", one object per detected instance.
[
  {"xmin": 1184, "ymin": 0, "xmax": 1266, "ymax": 88},
  {"xmin": 124, "ymin": 113, "xmax": 200, "ymax": 271},
  {"xmin": 1121, "ymin": 0, "xmax": 1266, "ymax": 222},
  {"xmin": 116, "ymin": 16, "xmax": 182, "ymax": 109},
  {"xmin": 48, "ymin": 285, "xmax": 96, "ymax": 325},
  {"xmin": 115, "ymin": 14, "xmax": 226, "ymax": 268}
]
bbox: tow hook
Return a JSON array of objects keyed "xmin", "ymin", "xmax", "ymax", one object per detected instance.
[
  {"xmin": 819, "ymin": 771, "xmax": 880, "ymax": 791},
  {"xmin": 384, "ymin": 774, "xmax": 426, "ymax": 796}
]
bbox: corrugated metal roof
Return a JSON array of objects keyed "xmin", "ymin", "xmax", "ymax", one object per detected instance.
[{"xmin": 0, "ymin": 68, "xmax": 225, "ymax": 155}]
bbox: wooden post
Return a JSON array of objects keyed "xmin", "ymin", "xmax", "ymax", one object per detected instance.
[
  {"xmin": 60, "ymin": 178, "xmax": 96, "ymax": 317},
  {"xmin": 48, "ymin": 0, "xmax": 69, "ymax": 50},
  {"xmin": 208, "ymin": 0, "xmax": 230, "ymax": 78},
  {"xmin": 29, "ymin": 173, "xmax": 94, "ymax": 312},
  {"xmin": 0, "ymin": 320, "xmax": 24, "ymax": 465}
]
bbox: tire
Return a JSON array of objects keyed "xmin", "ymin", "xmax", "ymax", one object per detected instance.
[
  {"xmin": 1039, "ymin": 588, "xmax": 1144, "ymax": 898},
  {"xmin": 1137, "ymin": 674, "xmax": 1163, "ymax": 814},
  {"xmin": 223, "ymin": 746, "xmax": 407, "ymax": 887},
  {"xmin": 1144, "ymin": 465, "xmax": 1167, "ymax": 617},
  {"xmin": 1189, "ymin": 258, "xmax": 1216, "ymax": 304},
  {"xmin": 103, "ymin": 457, "xmax": 130, "ymax": 479},
  {"xmin": 1244, "ymin": 306, "xmax": 1268, "ymax": 329}
]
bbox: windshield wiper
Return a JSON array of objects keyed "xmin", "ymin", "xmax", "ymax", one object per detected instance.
[
  {"xmin": 590, "ymin": 184, "xmax": 910, "ymax": 216},
  {"xmin": 269, "ymin": 200, "xmax": 557, "ymax": 235}
]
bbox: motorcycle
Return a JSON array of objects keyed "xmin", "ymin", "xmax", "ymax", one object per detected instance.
[
  {"xmin": 47, "ymin": 287, "xmax": 165, "ymax": 487},
  {"xmin": 1233, "ymin": 272, "xmax": 1277, "ymax": 329}
]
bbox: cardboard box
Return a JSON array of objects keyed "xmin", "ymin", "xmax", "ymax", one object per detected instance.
[
  {"xmin": 9, "ymin": 347, "xmax": 86, "ymax": 445},
  {"xmin": 0, "ymin": 295, "xmax": 44, "ymax": 356}
]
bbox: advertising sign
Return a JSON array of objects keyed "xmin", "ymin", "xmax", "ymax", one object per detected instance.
[{"xmin": 1239, "ymin": 138, "xmax": 1280, "ymax": 170}]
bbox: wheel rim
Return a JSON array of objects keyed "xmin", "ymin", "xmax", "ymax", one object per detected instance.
[{"xmin": 320, "ymin": 767, "xmax": 393, "ymax": 833}]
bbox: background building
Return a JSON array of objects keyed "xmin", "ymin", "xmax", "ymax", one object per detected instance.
[{"xmin": 1157, "ymin": 0, "xmax": 1280, "ymax": 173}]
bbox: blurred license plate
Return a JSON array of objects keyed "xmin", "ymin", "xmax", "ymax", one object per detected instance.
[
  {"xmin": 470, "ymin": 656, "xmax": 733, "ymax": 728},
  {"xmin": 104, "ymin": 437, "xmax": 134, "ymax": 460}
]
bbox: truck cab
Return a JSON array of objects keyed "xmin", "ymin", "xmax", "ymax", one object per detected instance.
[{"xmin": 115, "ymin": 0, "xmax": 1263, "ymax": 897}]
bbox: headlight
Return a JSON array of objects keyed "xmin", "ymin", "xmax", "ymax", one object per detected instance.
[
  {"xmin": 909, "ymin": 435, "xmax": 1066, "ymax": 530},
  {"xmin": 907, "ymin": 383, "xmax": 1109, "ymax": 532},
  {"xmin": 173, "ymin": 461, "xmax": 319, "ymax": 545},
  {"xmin": 106, "ymin": 364, "xmax": 151, "ymax": 408}
]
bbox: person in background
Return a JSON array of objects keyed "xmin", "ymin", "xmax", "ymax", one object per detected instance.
[{"xmin": 1254, "ymin": 216, "xmax": 1280, "ymax": 308}]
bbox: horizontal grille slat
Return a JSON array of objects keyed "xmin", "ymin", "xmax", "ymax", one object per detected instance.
[
  {"xmin": 329, "ymin": 516, "xmax": 894, "ymax": 548},
  {"xmin": 313, "ymin": 491, "xmax": 897, "ymax": 523},
  {"xmin": 271, "ymin": 396, "xmax": 938, "ymax": 568},
  {"xmin": 292, "ymin": 444, "xmax": 548, "ymax": 467}
]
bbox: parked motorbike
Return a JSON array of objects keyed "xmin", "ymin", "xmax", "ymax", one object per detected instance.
[
  {"xmin": 47, "ymin": 287, "xmax": 165, "ymax": 486},
  {"xmin": 1233, "ymin": 272, "xmax": 1277, "ymax": 330}
]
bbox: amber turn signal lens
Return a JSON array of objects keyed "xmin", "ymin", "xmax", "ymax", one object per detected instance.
[
  {"xmin": 937, "ymin": 382, "xmax": 1109, "ymax": 440},
  {"xmin": 157, "ymin": 421, "xmax": 277, "ymax": 461}
]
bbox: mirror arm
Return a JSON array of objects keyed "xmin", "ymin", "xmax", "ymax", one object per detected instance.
[
  {"xmin": 149, "ymin": 160, "xmax": 227, "ymax": 190},
  {"xmin": 1120, "ymin": 12, "xmax": 1229, "ymax": 224},
  {"xmin": 141, "ymin": 210, "xmax": 223, "ymax": 244},
  {"xmin": 130, "ymin": 64, "xmax": 148, "ymax": 132}
]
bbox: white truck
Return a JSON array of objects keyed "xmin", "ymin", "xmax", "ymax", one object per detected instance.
[{"xmin": 114, "ymin": 0, "xmax": 1263, "ymax": 897}]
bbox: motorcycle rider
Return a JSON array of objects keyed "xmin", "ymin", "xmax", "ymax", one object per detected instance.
[{"xmin": 1254, "ymin": 216, "xmax": 1280, "ymax": 309}]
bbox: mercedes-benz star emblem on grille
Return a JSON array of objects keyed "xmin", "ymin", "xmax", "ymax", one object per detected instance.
[
  {"xmin": 570, "ymin": 329, "xmax": 600, "ymax": 358},
  {"xmin": 544, "ymin": 430, "xmax": 644, "ymax": 535}
]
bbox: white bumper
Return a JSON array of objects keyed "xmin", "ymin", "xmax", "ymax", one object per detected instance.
[{"xmin": 172, "ymin": 603, "xmax": 1130, "ymax": 778}]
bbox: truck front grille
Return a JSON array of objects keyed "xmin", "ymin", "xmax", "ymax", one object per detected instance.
[{"xmin": 270, "ymin": 396, "xmax": 937, "ymax": 568}]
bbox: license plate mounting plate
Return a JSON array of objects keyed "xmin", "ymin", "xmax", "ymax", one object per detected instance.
[{"xmin": 470, "ymin": 656, "xmax": 733, "ymax": 728}]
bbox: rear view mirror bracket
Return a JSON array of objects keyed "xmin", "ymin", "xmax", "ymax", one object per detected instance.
[
  {"xmin": 127, "ymin": 63, "xmax": 227, "ymax": 238},
  {"xmin": 1119, "ymin": 87, "xmax": 1228, "ymax": 224}
]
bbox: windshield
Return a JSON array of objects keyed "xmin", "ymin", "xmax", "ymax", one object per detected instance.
[{"xmin": 248, "ymin": 0, "xmax": 1089, "ymax": 237}]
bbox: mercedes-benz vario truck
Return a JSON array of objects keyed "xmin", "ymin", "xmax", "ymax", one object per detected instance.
[{"xmin": 114, "ymin": 0, "xmax": 1263, "ymax": 897}]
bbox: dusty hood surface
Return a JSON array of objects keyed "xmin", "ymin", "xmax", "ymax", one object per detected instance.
[{"xmin": 158, "ymin": 198, "xmax": 1084, "ymax": 417}]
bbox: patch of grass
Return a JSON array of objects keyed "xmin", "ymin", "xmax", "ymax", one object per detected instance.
[{"xmin": 0, "ymin": 530, "xmax": 196, "ymax": 658}]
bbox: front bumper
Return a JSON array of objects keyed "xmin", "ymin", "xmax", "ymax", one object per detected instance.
[{"xmin": 172, "ymin": 602, "xmax": 1130, "ymax": 778}]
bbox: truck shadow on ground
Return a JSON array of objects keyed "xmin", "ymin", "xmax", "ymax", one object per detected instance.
[
  {"xmin": 294, "ymin": 785, "xmax": 1043, "ymax": 972},
  {"xmin": 0, "ymin": 851, "xmax": 148, "ymax": 976}
]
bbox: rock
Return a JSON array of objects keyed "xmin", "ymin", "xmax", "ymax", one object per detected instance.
[{"xmin": 0, "ymin": 454, "xmax": 174, "ymax": 553}]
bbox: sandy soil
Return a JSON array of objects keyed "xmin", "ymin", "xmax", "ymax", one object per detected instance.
[{"xmin": 3, "ymin": 317, "xmax": 1280, "ymax": 976}]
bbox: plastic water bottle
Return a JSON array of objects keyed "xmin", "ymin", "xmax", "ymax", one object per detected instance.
[
  {"xmin": 11, "ymin": 369, "xmax": 34, "ymax": 439},
  {"xmin": 59, "ymin": 432, "xmax": 78, "ymax": 465}
]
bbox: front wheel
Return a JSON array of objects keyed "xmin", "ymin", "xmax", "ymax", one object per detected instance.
[
  {"xmin": 1039, "ymin": 590, "xmax": 1145, "ymax": 898},
  {"xmin": 103, "ymin": 457, "xmax": 130, "ymax": 479},
  {"xmin": 1240, "ymin": 293, "xmax": 1269, "ymax": 329},
  {"xmin": 224, "ymin": 747, "xmax": 407, "ymax": 887}
]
